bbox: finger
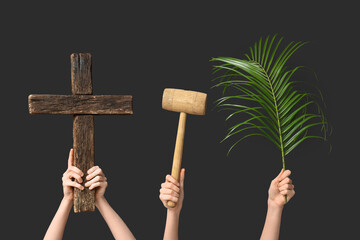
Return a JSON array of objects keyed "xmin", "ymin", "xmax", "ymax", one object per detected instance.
[
  {"xmin": 287, "ymin": 190, "xmax": 295, "ymax": 200},
  {"xmin": 161, "ymin": 182, "xmax": 180, "ymax": 193},
  {"xmin": 85, "ymin": 175, "xmax": 106, "ymax": 187},
  {"xmin": 159, "ymin": 193, "xmax": 178, "ymax": 203},
  {"xmin": 68, "ymin": 172, "xmax": 83, "ymax": 183},
  {"xmin": 278, "ymin": 177, "xmax": 292, "ymax": 187},
  {"xmin": 159, "ymin": 188, "xmax": 180, "ymax": 198},
  {"xmin": 68, "ymin": 166, "xmax": 84, "ymax": 177},
  {"xmin": 68, "ymin": 149, "xmax": 74, "ymax": 168},
  {"xmin": 280, "ymin": 189, "xmax": 293, "ymax": 196},
  {"xmin": 179, "ymin": 168, "xmax": 185, "ymax": 191},
  {"xmin": 278, "ymin": 170, "xmax": 291, "ymax": 182},
  {"xmin": 89, "ymin": 181, "xmax": 108, "ymax": 190},
  {"xmin": 278, "ymin": 183, "xmax": 294, "ymax": 192},
  {"xmin": 159, "ymin": 195, "xmax": 168, "ymax": 207},
  {"xmin": 63, "ymin": 169, "xmax": 71, "ymax": 177},
  {"xmin": 63, "ymin": 180, "xmax": 84, "ymax": 190},
  {"xmin": 275, "ymin": 168, "xmax": 284, "ymax": 180},
  {"xmin": 86, "ymin": 167, "xmax": 104, "ymax": 180},
  {"xmin": 87, "ymin": 166, "xmax": 100, "ymax": 175},
  {"xmin": 165, "ymin": 175, "xmax": 180, "ymax": 187}
]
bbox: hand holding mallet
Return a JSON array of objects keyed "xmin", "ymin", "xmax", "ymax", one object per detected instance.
[{"xmin": 162, "ymin": 88, "xmax": 207, "ymax": 207}]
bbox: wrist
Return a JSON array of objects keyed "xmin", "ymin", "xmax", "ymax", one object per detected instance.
[
  {"xmin": 167, "ymin": 208, "xmax": 181, "ymax": 218},
  {"xmin": 62, "ymin": 196, "xmax": 73, "ymax": 204},
  {"xmin": 267, "ymin": 199, "xmax": 284, "ymax": 211},
  {"xmin": 95, "ymin": 196, "xmax": 106, "ymax": 206}
]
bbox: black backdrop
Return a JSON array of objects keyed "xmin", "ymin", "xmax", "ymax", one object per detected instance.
[{"xmin": 1, "ymin": 1, "xmax": 359, "ymax": 239}]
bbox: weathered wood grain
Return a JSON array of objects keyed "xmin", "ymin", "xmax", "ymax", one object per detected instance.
[
  {"xmin": 71, "ymin": 53, "xmax": 93, "ymax": 95},
  {"xmin": 28, "ymin": 94, "xmax": 133, "ymax": 115},
  {"xmin": 73, "ymin": 115, "xmax": 95, "ymax": 213},
  {"xmin": 71, "ymin": 53, "xmax": 95, "ymax": 213},
  {"xmin": 28, "ymin": 53, "xmax": 133, "ymax": 213}
]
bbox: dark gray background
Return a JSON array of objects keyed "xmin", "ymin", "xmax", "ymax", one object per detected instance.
[{"xmin": 1, "ymin": 1, "xmax": 358, "ymax": 239}]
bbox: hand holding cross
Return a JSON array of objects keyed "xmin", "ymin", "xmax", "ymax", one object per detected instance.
[{"xmin": 28, "ymin": 53, "xmax": 133, "ymax": 212}]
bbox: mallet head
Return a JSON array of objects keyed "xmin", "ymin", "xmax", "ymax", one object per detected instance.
[{"xmin": 162, "ymin": 88, "xmax": 207, "ymax": 115}]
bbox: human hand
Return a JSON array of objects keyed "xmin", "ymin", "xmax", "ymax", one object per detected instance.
[
  {"xmin": 85, "ymin": 166, "xmax": 108, "ymax": 202},
  {"xmin": 268, "ymin": 169, "xmax": 295, "ymax": 208},
  {"xmin": 62, "ymin": 149, "xmax": 84, "ymax": 201},
  {"xmin": 159, "ymin": 168, "xmax": 185, "ymax": 214}
]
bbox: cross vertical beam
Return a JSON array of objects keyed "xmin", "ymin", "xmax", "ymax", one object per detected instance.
[{"xmin": 71, "ymin": 53, "xmax": 95, "ymax": 212}]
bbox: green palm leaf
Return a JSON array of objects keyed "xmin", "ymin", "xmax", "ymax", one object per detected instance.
[{"xmin": 211, "ymin": 35, "xmax": 330, "ymax": 172}]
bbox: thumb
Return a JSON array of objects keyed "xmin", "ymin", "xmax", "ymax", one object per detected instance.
[
  {"xmin": 179, "ymin": 168, "xmax": 185, "ymax": 191},
  {"xmin": 274, "ymin": 168, "xmax": 284, "ymax": 181},
  {"xmin": 68, "ymin": 148, "xmax": 74, "ymax": 168}
]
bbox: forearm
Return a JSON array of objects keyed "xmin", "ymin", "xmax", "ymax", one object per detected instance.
[
  {"xmin": 163, "ymin": 210, "xmax": 180, "ymax": 240},
  {"xmin": 260, "ymin": 201, "xmax": 283, "ymax": 240},
  {"xmin": 96, "ymin": 197, "xmax": 135, "ymax": 240},
  {"xmin": 44, "ymin": 197, "xmax": 72, "ymax": 240}
]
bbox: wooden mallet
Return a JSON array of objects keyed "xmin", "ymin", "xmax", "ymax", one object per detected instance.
[{"xmin": 162, "ymin": 88, "xmax": 207, "ymax": 208}]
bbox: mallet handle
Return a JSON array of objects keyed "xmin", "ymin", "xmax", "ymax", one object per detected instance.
[{"xmin": 168, "ymin": 112, "xmax": 187, "ymax": 208}]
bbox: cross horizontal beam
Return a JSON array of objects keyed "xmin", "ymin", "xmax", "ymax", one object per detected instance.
[{"xmin": 28, "ymin": 94, "xmax": 133, "ymax": 115}]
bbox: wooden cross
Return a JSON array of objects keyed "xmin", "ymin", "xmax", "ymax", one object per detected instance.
[{"xmin": 28, "ymin": 53, "xmax": 133, "ymax": 213}]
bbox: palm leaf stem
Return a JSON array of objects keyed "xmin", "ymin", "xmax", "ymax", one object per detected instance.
[
  {"xmin": 254, "ymin": 60, "xmax": 286, "ymax": 170},
  {"xmin": 254, "ymin": 60, "xmax": 288, "ymax": 203}
]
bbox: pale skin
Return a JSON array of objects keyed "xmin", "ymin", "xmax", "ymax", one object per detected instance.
[
  {"xmin": 44, "ymin": 149, "xmax": 135, "ymax": 240},
  {"xmin": 260, "ymin": 169, "xmax": 295, "ymax": 240},
  {"xmin": 159, "ymin": 168, "xmax": 185, "ymax": 240},
  {"xmin": 159, "ymin": 168, "xmax": 295, "ymax": 240}
]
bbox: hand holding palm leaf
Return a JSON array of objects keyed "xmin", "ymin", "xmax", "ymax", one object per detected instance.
[{"xmin": 212, "ymin": 35, "xmax": 330, "ymax": 202}]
